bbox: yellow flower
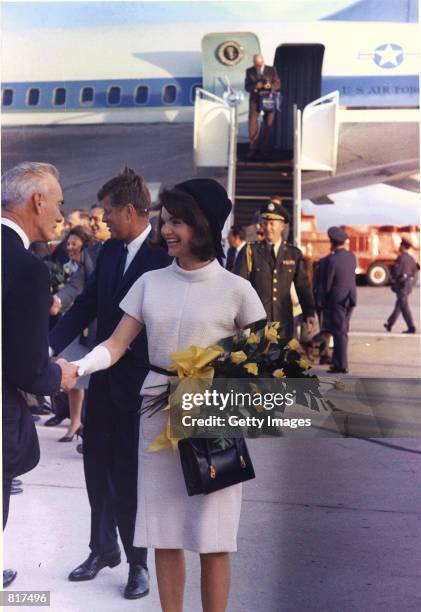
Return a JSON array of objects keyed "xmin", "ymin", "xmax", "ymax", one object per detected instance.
[
  {"xmin": 287, "ymin": 339, "xmax": 300, "ymax": 350},
  {"xmin": 246, "ymin": 333, "xmax": 261, "ymax": 345},
  {"xmin": 249, "ymin": 382, "xmax": 261, "ymax": 394},
  {"xmin": 333, "ymin": 381, "xmax": 346, "ymax": 391},
  {"xmin": 273, "ymin": 369, "xmax": 285, "ymax": 378},
  {"xmin": 243, "ymin": 363, "xmax": 259, "ymax": 376},
  {"xmin": 298, "ymin": 358, "xmax": 310, "ymax": 370},
  {"xmin": 264, "ymin": 324, "xmax": 279, "ymax": 343},
  {"xmin": 168, "ymin": 344, "xmax": 223, "ymax": 378},
  {"xmin": 230, "ymin": 350, "xmax": 247, "ymax": 365}
]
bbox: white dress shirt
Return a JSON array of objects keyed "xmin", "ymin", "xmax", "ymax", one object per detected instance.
[
  {"xmin": 236, "ymin": 240, "xmax": 246, "ymax": 255},
  {"xmin": 1, "ymin": 218, "xmax": 30, "ymax": 249},
  {"xmin": 124, "ymin": 223, "xmax": 152, "ymax": 274}
]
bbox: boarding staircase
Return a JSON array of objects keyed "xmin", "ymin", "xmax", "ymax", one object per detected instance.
[{"xmin": 234, "ymin": 146, "xmax": 294, "ymax": 226}]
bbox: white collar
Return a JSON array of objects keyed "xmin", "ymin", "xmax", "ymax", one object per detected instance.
[
  {"xmin": 126, "ymin": 223, "xmax": 151, "ymax": 255},
  {"xmin": 1, "ymin": 218, "xmax": 30, "ymax": 249},
  {"xmin": 266, "ymin": 238, "xmax": 282, "ymax": 256},
  {"xmin": 236, "ymin": 241, "xmax": 246, "ymax": 252}
]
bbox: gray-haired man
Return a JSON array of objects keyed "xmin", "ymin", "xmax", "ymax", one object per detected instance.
[{"xmin": 1, "ymin": 162, "xmax": 78, "ymax": 587}]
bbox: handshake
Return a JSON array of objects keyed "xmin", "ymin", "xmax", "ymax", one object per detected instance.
[{"xmin": 55, "ymin": 358, "xmax": 79, "ymax": 392}]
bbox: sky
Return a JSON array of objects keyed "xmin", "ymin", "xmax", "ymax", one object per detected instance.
[{"xmin": 1, "ymin": 1, "xmax": 360, "ymax": 30}]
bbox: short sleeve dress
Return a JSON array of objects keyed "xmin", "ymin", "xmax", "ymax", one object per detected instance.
[{"xmin": 120, "ymin": 258, "xmax": 266, "ymax": 553}]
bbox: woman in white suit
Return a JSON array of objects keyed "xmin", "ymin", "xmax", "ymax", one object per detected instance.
[{"xmin": 73, "ymin": 179, "xmax": 266, "ymax": 612}]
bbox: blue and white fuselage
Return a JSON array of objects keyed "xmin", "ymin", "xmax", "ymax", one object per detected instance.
[{"xmin": 2, "ymin": 16, "xmax": 419, "ymax": 126}]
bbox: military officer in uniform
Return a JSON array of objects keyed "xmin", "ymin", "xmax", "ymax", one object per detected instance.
[
  {"xmin": 384, "ymin": 238, "xmax": 418, "ymax": 334},
  {"xmin": 238, "ymin": 199, "xmax": 315, "ymax": 339},
  {"xmin": 324, "ymin": 227, "xmax": 357, "ymax": 374}
]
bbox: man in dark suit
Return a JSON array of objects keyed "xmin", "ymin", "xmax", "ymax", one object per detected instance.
[
  {"xmin": 306, "ymin": 253, "xmax": 333, "ymax": 365},
  {"xmin": 324, "ymin": 227, "xmax": 357, "ymax": 374},
  {"xmin": 245, "ymin": 54, "xmax": 281, "ymax": 156},
  {"xmin": 225, "ymin": 225, "xmax": 246, "ymax": 273},
  {"xmin": 385, "ymin": 238, "xmax": 418, "ymax": 334},
  {"xmin": 1, "ymin": 162, "xmax": 77, "ymax": 588},
  {"xmin": 49, "ymin": 168, "xmax": 170, "ymax": 599},
  {"xmin": 238, "ymin": 199, "xmax": 315, "ymax": 339}
]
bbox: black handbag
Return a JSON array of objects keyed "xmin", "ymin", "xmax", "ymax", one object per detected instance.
[{"xmin": 178, "ymin": 437, "xmax": 255, "ymax": 496}]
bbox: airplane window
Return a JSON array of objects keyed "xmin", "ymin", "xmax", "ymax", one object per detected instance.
[
  {"xmin": 108, "ymin": 86, "xmax": 121, "ymax": 105},
  {"xmin": 135, "ymin": 86, "xmax": 149, "ymax": 105},
  {"xmin": 27, "ymin": 88, "xmax": 40, "ymax": 106},
  {"xmin": 81, "ymin": 87, "xmax": 94, "ymax": 104},
  {"xmin": 162, "ymin": 85, "xmax": 177, "ymax": 104},
  {"xmin": 53, "ymin": 88, "xmax": 66, "ymax": 106},
  {"xmin": 190, "ymin": 84, "xmax": 201, "ymax": 103},
  {"xmin": 2, "ymin": 89, "xmax": 14, "ymax": 106}
]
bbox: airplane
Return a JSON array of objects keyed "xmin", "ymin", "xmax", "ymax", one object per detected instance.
[{"xmin": 1, "ymin": 0, "xmax": 419, "ymax": 126}]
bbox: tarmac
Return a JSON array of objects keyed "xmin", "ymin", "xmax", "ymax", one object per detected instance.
[{"xmin": 3, "ymin": 286, "xmax": 421, "ymax": 612}]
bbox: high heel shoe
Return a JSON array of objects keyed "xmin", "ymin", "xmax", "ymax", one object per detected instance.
[{"xmin": 58, "ymin": 426, "xmax": 82, "ymax": 443}]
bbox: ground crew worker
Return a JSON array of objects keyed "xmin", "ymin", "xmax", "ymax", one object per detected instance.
[{"xmin": 384, "ymin": 238, "xmax": 418, "ymax": 334}]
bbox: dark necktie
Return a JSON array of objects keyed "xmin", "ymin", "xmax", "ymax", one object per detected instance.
[
  {"xmin": 271, "ymin": 245, "xmax": 276, "ymax": 263},
  {"xmin": 115, "ymin": 244, "xmax": 128, "ymax": 287}
]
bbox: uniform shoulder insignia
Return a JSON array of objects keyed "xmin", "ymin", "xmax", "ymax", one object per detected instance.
[{"xmin": 285, "ymin": 243, "xmax": 301, "ymax": 254}]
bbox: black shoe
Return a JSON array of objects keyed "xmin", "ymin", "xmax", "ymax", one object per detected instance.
[
  {"xmin": 68, "ymin": 550, "xmax": 121, "ymax": 582},
  {"xmin": 384, "ymin": 323, "xmax": 392, "ymax": 332},
  {"xmin": 58, "ymin": 426, "xmax": 82, "ymax": 442},
  {"xmin": 76, "ymin": 443, "xmax": 83, "ymax": 455},
  {"xmin": 12, "ymin": 479, "xmax": 22, "ymax": 486},
  {"xmin": 11, "ymin": 485, "xmax": 23, "ymax": 495},
  {"xmin": 44, "ymin": 416, "xmax": 64, "ymax": 427},
  {"xmin": 3, "ymin": 569, "xmax": 17, "ymax": 588},
  {"xmin": 124, "ymin": 564, "xmax": 149, "ymax": 600},
  {"xmin": 33, "ymin": 415, "xmax": 40, "ymax": 422},
  {"xmin": 31, "ymin": 405, "xmax": 52, "ymax": 416},
  {"xmin": 327, "ymin": 367, "xmax": 349, "ymax": 374},
  {"xmin": 403, "ymin": 328, "xmax": 416, "ymax": 334}
]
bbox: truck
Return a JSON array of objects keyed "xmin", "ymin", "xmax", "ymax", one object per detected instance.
[{"xmin": 300, "ymin": 215, "xmax": 420, "ymax": 286}]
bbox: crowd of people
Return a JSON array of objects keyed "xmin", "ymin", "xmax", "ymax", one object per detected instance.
[
  {"xmin": 1, "ymin": 161, "xmax": 418, "ymax": 611},
  {"xmin": 27, "ymin": 205, "xmax": 111, "ymax": 443}
]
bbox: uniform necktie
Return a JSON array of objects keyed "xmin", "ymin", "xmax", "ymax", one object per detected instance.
[
  {"xmin": 271, "ymin": 245, "xmax": 277, "ymax": 263},
  {"xmin": 116, "ymin": 244, "xmax": 128, "ymax": 286}
]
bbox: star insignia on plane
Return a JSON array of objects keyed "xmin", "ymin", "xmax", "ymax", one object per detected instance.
[{"xmin": 374, "ymin": 43, "xmax": 404, "ymax": 69}]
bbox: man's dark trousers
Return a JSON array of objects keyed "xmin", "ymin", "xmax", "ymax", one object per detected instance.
[
  {"xmin": 49, "ymin": 237, "xmax": 170, "ymax": 566},
  {"xmin": 387, "ymin": 292, "xmax": 415, "ymax": 330},
  {"xmin": 249, "ymin": 100, "xmax": 276, "ymax": 153},
  {"xmin": 83, "ymin": 373, "xmax": 141, "ymax": 562},
  {"xmin": 329, "ymin": 303, "xmax": 354, "ymax": 370}
]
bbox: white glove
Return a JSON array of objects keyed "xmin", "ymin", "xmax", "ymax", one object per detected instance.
[{"xmin": 72, "ymin": 345, "xmax": 112, "ymax": 377}]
